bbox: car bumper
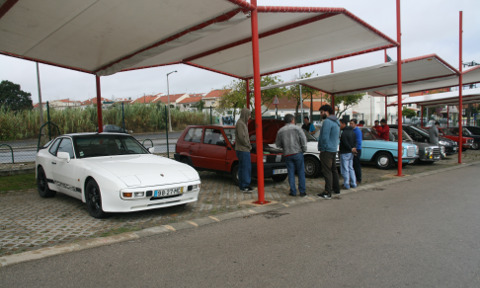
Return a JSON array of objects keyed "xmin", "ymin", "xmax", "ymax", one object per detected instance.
[
  {"xmin": 252, "ymin": 162, "xmax": 288, "ymax": 178},
  {"xmin": 101, "ymin": 180, "xmax": 200, "ymax": 213}
]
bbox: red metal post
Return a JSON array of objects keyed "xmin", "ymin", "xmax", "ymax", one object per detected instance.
[
  {"xmin": 250, "ymin": 0, "xmax": 268, "ymax": 204},
  {"xmin": 396, "ymin": 0, "xmax": 403, "ymax": 176},
  {"xmin": 385, "ymin": 96, "xmax": 388, "ymax": 122},
  {"xmin": 447, "ymin": 106, "xmax": 450, "ymax": 128},
  {"xmin": 96, "ymin": 76, "xmax": 103, "ymax": 132},
  {"xmin": 458, "ymin": 11, "xmax": 463, "ymax": 164},
  {"xmin": 331, "ymin": 94, "xmax": 335, "ymax": 109},
  {"xmin": 246, "ymin": 79, "xmax": 250, "ymax": 109},
  {"xmin": 331, "ymin": 60, "xmax": 334, "ymax": 73},
  {"xmin": 384, "ymin": 49, "xmax": 388, "ymax": 62},
  {"xmin": 421, "ymin": 106, "xmax": 424, "ymax": 127}
]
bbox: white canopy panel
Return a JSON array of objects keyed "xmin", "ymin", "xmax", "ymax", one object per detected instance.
[
  {"xmin": 261, "ymin": 54, "xmax": 461, "ymax": 96},
  {"xmin": 402, "ymin": 87, "xmax": 480, "ymax": 107},
  {"xmin": 0, "ymin": 1, "xmax": 397, "ymax": 77}
]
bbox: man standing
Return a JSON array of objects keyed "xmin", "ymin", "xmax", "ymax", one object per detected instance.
[
  {"xmin": 350, "ymin": 119, "xmax": 362, "ymax": 184},
  {"xmin": 429, "ymin": 121, "xmax": 440, "ymax": 145},
  {"xmin": 275, "ymin": 114, "xmax": 308, "ymax": 197},
  {"xmin": 235, "ymin": 108, "xmax": 254, "ymax": 193},
  {"xmin": 301, "ymin": 116, "xmax": 316, "ymax": 137},
  {"xmin": 317, "ymin": 104, "xmax": 340, "ymax": 199},
  {"xmin": 339, "ymin": 119, "xmax": 357, "ymax": 189}
]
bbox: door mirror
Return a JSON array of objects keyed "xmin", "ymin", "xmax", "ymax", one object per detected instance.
[{"xmin": 57, "ymin": 151, "xmax": 71, "ymax": 163}]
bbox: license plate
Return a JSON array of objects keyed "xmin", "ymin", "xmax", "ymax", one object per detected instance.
[
  {"xmin": 273, "ymin": 168, "xmax": 288, "ymax": 175},
  {"xmin": 154, "ymin": 187, "xmax": 182, "ymax": 197}
]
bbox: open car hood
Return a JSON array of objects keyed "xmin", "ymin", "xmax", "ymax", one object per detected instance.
[{"xmin": 247, "ymin": 119, "xmax": 285, "ymax": 144}]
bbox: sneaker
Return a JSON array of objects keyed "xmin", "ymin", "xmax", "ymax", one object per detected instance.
[
  {"xmin": 299, "ymin": 193, "xmax": 307, "ymax": 197},
  {"xmin": 342, "ymin": 185, "xmax": 350, "ymax": 190},
  {"xmin": 288, "ymin": 193, "xmax": 296, "ymax": 197},
  {"xmin": 240, "ymin": 187, "xmax": 255, "ymax": 193},
  {"xmin": 317, "ymin": 193, "xmax": 331, "ymax": 199}
]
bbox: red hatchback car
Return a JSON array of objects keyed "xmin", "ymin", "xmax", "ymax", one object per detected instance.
[
  {"xmin": 437, "ymin": 127, "xmax": 474, "ymax": 151},
  {"xmin": 174, "ymin": 120, "xmax": 288, "ymax": 185}
]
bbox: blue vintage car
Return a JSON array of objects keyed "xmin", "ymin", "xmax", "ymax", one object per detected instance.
[{"xmin": 359, "ymin": 127, "xmax": 418, "ymax": 169}]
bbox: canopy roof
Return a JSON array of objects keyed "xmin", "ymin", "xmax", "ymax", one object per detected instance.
[
  {"xmin": 261, "ymin": 54, "xmax": 466, "ymax": 96},
  {"xmin": 401, "ymin": 87, "xmax": 480, "ymax": 108},
  {"xmin": 0, "ymin": 0, "xmax": 397, "ymax": 78}
]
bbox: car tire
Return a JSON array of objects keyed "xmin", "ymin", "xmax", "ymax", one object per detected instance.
[
  {"xmin": 374, "ymin": 152, "xmax": 394, "ymax": 169},
  {"xmin": 271, "ymin": 174, "xmax": 287, "ymax": 182},
  {"xmin": 179, "ymin": 156, "xmax": 193, "ymax": 167},
  {"xmin": 304, "ymin": 156, "xmax": 321, "ymax": 178},
  {"xmin": 85, "ymin": 179, "xmax": 107, "ymax": 219},
  {"xmin": 37, "ymin": 166, "xmax": 56, "ymax": 198},
  {"xmin": 472, "ymin": 142, "xmax": 479, "ymax": 150},
  {"xmin": 231, "ymin": 163, "xmax": 239, "ymax": 186}
]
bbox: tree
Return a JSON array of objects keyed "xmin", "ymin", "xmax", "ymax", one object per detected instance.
[
  {"xmin": 334, "ymin": 94, "xmax": 364, "ymax": 118},
  {"xmin": 402, "ymin": 107, "xmax": 417, "ymax": 118},
  {"xmin": 0, "ymin": 80, "xmax": 33, "ymax": 111},
  {"xmin": 217, "ymin": 76, "xmax": 284, "ymax": 118}
]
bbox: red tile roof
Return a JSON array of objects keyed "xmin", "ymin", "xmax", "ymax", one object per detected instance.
[{"xmin": 204, "ymin": 89, "xmax": 229, "ymax": 99}]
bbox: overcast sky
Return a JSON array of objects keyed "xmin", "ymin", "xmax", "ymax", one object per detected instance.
[{"xmin": 1, "ymin": 0, "xmax": 479, "ymax": 104}]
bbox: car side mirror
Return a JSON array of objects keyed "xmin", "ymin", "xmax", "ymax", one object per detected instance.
[
  {"xmin": 57, "ymin": 151, "xmax": 71, "ymax": 163},
  {"xmin": 216, "ymin": 140, "xmax": 226, "ymax": 146},
  {"xmin": 148, "ymin": 147, "xmax": 155, "ymax": 153}
]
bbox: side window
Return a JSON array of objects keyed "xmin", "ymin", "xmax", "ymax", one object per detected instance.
[
  {"xmin": 57, "ymin": 138, "xmax": 74, "ymax": 158},
  {"xmin": 184, "ymin": 128, "xmax": 203, "ymax": 143},
  {"xmin": 362, "ymin": 129, "xmax": 373, "ymax": 140},
  {"xmin": 48, "ymin": 139, "xmax": 62, "ymax": 156},
  {"xmin": 203, "ymin": 129, "xmax": 224, "ymax": 145}
]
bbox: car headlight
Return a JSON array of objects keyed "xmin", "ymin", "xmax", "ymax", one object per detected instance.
[{"xmin": 439, "ymin": 140, "xmax": 448, "ymax": 146}]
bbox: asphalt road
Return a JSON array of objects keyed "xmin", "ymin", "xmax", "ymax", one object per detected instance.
[{"xmin": 1, "ymin": 163, "xmax": 480, "ymax": 287}]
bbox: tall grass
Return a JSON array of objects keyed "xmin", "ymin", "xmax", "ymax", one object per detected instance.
[{"xmin": 0, "ymin": 104, "xmax": 209, "ymax": 141}]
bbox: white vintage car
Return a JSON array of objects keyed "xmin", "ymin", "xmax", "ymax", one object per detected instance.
[{"xmin": 36, "ymin": 133, "xmax": 201, "ymax": 218}]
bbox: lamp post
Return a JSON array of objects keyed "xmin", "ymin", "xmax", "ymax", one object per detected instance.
[{"xmin": 166, "ymin": 70, "xmax": 177, "ymax": 132}]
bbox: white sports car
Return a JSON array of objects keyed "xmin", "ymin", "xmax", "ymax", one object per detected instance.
[{"xmin": 35, "ymin": 133, "xmax": 201, "ymax": 218}]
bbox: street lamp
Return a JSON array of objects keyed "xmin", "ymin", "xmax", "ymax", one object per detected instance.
[{"xmin": 166, "ymin": 70, "xmax": 177, "ymax": 132}]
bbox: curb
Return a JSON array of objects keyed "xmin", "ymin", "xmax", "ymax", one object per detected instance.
[{"xmin": 1, "ymin": 161, "xmax": 478, "ymax": 268}]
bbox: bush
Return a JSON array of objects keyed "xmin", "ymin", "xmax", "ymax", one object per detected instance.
[{"xmin": 0, "ymin": 104, "xmax": 210, "ymax": 140}]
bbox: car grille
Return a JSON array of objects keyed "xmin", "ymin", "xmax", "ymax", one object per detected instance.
[
  {"xmin": 406, "ymin": 146, "xmax": 416, "ymax": 157},
  {"xmin": 265, "ymin": 154, "xmax": 284, "ymax": 163},
  {"xmin": 432, "ymin": 147, "xmax": 441, "ymax": 158}
]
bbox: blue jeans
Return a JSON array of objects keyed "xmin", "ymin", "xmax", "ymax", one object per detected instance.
[
  {"xmin": 340, "ymin": 153, "xmax": 357, "ymax": 189},
  {"xmin": 236, "ymin": 151, "xmax": 251, "ymax": 189},
  {"xmin": 285, "ymin": 153, "xmax": 306, "ymax": 195}
]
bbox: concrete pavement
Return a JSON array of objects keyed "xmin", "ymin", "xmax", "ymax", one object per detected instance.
[{"xmin": 1, "ymin": 151, "xmax": 479, "ymax": 267}]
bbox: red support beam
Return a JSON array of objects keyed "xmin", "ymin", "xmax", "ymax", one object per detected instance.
[
  {"xmin": 250, "ymin": 0, "xmax": 268, "ymax": 205},
  {"xmin": 458, "ymin": 11, "xmax": 463, "ymax": 164},
  {"xmin": 396, "ymin": 0, "xmax": 403, "ymax": 176},
  {"xmin": 246, "ymin": 79, "xmax": 250, "ymax": 109},
  {"xmin": 96, "ymin": 76, "xmax": 103, "ymax": 133}
]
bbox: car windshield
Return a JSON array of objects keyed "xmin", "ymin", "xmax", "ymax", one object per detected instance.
[
  {"xmin": 73, "ymin": 134, "xmax": 149, "ymax": 158},
  {"xmin": 466, "ymin": 126, "xmax": 480, "ymax": 135},
  {"xmin": 223, "ymin": 128, "xmax": 236, "ymax": 144},
  {"xmin": 390, "ymin": 128, "xmax": 414, "ymax": 142},
  {"xmin": 361, "ymin": 128, "xmax": 383, "ymax": 140}
]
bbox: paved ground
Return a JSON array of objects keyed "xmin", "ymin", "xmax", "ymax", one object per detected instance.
[{"xmin": 1, "ymin": 150, "xmax": 479, "ymax": 262}]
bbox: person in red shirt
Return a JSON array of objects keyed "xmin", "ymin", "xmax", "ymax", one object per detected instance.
[
  {"xmin": 378, "ymin": 119, "xmax": 390, "ymax": 141},
  {"xmin": 373, "ymin": 120, "xmax": 382, "ymax": 134}
]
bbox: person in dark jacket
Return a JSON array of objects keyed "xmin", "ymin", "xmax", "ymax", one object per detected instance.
[
  {"xmin": 339, "ymin": 118, "xmax": 357, "ymax": 189},
  {"xmin": 350, "ymin": 119, "xmax": 362, "ymax": 184}
]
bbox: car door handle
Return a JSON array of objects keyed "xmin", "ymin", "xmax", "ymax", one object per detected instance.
[{"xmin": 52, "ymin": 161, "xmax": 57, "ymax": 165}]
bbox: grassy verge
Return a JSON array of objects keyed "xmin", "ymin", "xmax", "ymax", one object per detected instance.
[{"xmin": 0, "ymin": 173, "xmax": 36, "ymax": 193}]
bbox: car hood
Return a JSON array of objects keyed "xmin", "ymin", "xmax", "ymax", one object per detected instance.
[
  {"xmin": 247, "ymin": 119, "xmax": 285, "ymax": 144},
  {"xmin": 84, "ymin": 154, "xmax": 199, "ymax": 187}
]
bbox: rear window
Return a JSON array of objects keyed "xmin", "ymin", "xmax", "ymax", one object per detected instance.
[{"xmin": 184, "ymin": 128, "xmax": 203, "ymax": 143}]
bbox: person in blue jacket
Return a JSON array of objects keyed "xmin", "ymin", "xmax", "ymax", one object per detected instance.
[
  {"xmin": 350, "ymin": 119, "xmax": 363, "ymax": 184},
  {"xmin": 317, "ymin": 104, "xmax": 340, "ymax": 199}
]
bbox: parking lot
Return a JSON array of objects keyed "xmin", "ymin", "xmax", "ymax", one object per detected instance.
[{"xmin": 1, "ymin": 150, "xmax": 480, "ymax": 258}]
